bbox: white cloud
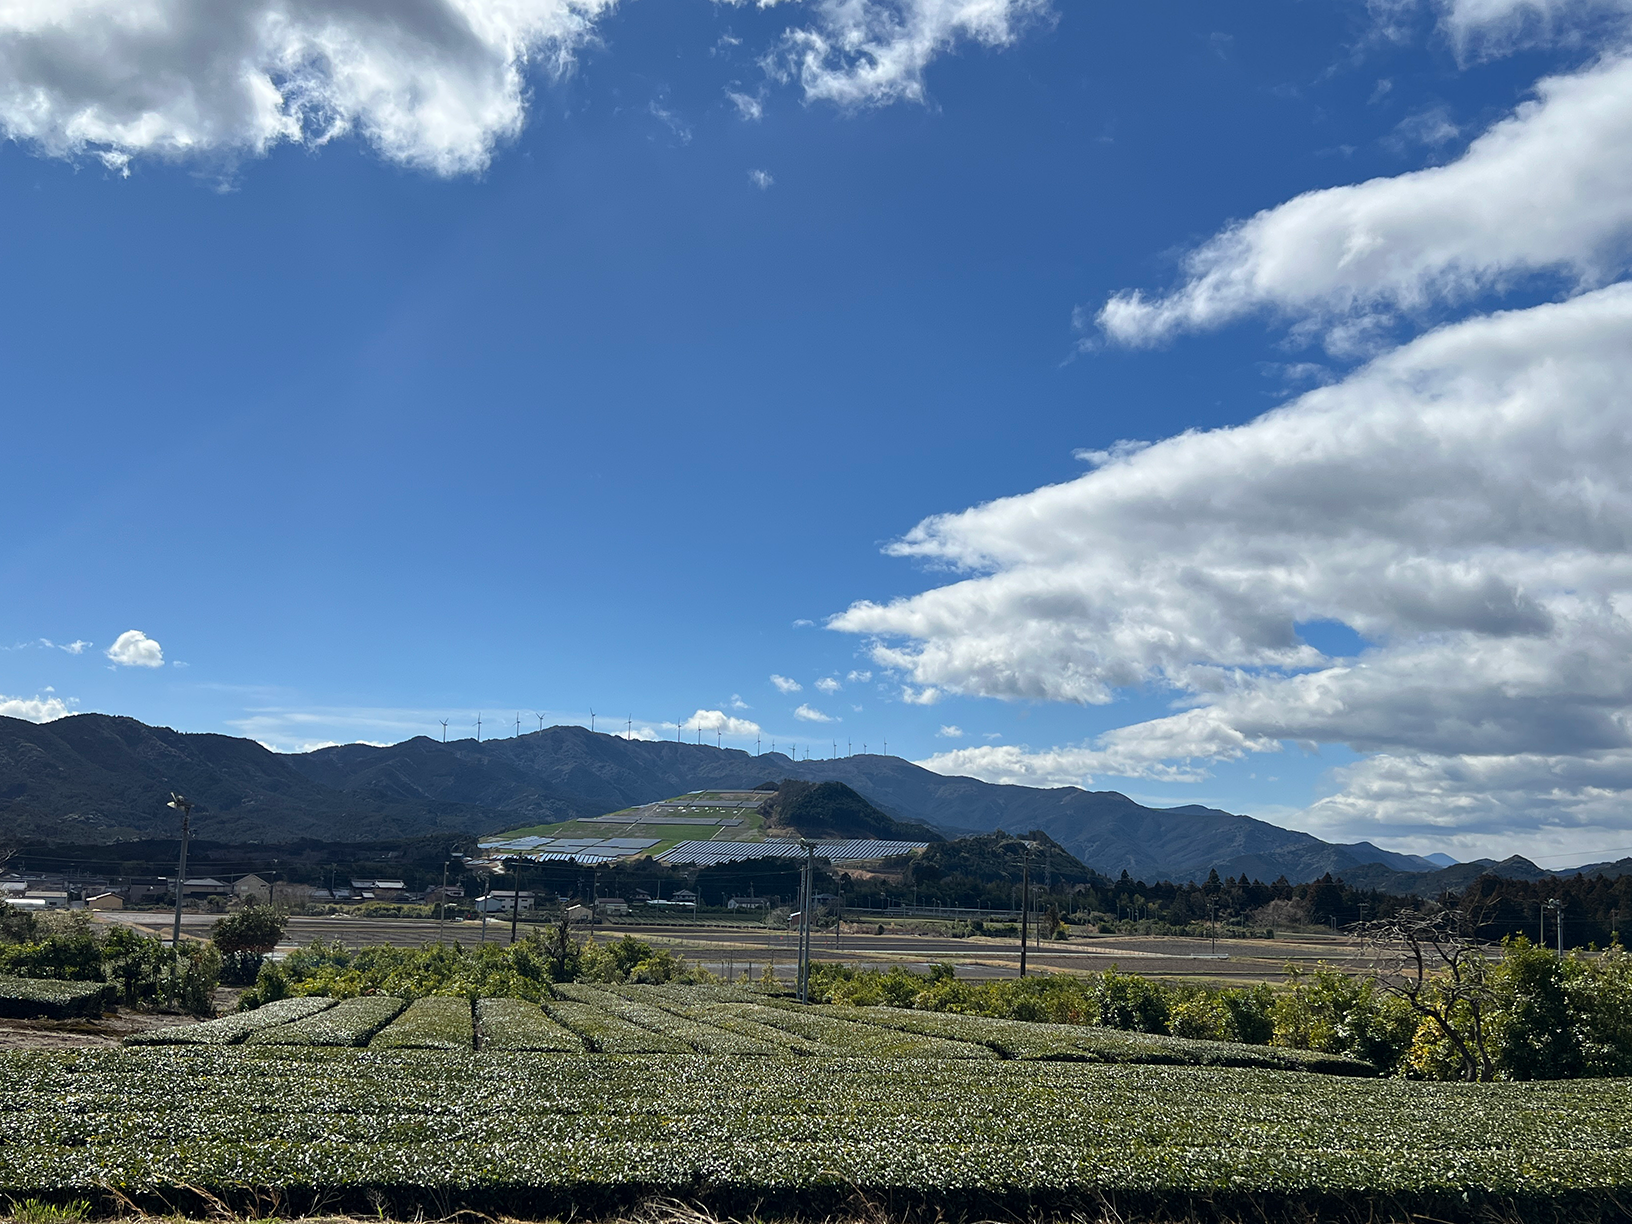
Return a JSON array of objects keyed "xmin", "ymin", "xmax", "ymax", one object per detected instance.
[
  {"xmin": 682, "ymin": 708, "xmax": 763, "ymax": 737},
  {"xmin": 727, "ymin": 88, "xmax": 764, "ymax": 120},
  {"xmin": 105, "ymin": 629, "xmax": 164, "ymax": 668},
  {"xmin": 748, "ymin": 167, "xmax": 774, "ymax": 189},
  {"xmin": 770, "ymin": 673, "xmax": 802, "ymax": 693},
  {"xmin": 839, "ymin": 283, "xmax": 1632, "ymax": 847},
  {"xmin": 771, "ymin": 0, "xmax": 1052, "ymax": 108},
  {"xmin": 1435, "ymin": 0, "xmax": 1632, "ymax": 58},
  {"xmin": 936, "ymin": 724, "xmax": 963, "ymax": 738},
  {"xmin": 846, "ymin": 669, "xmax": 872, "ymax": 682},
  {"xmin": 730, "ymin": 694, "xmax": 750, "ymax": 710},
  {"xmin": 901, "ymin": 685, "xmax": 941, "ymax": 705},
  {"xmin": 0, "ymin": 693, "xmax": 73, "ymax": 722},
  {"xmin": 793, "ymin": 703, "xmax": 834, "ymax": 722},
  {"xmin": 815, "ymin": 676, "xmax": 841, "ymax": 693},
  {"xmin": 60, "ymin": 639, "xmax": 90, "ymax": 655},
  {"xmin": 1094, "ymin": 52, "xmax": 1632, "ymax": 350},
  {"xmin": 0, "ymin": 0, "xmax": 623, "ymax": 177}
]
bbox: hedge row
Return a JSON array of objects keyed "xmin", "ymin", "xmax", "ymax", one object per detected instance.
[
  {"xmin": 0, "ymin": 975, "xmax": 117, "ymax": 1020},
  {"xmin": 475, "ymin": 997, "xmax": 583, "ymax": 1052},
  {"xmin": 823, "ymin": 1003, "xmax": 1376, "ymax": 1073},
  {"xmin": 554, "ymin": 983, "xmax": 787, "ymax": 1055},
  {"xmin": 246, "ymin": 996, "xmax": 404, "ymax": 1047},
  {"xmin": 4, "ymin": 1048, "xmax": 1630, "ymax": 1220},
  {"xmin": 541, "ymin": 999, "xmax": 693, "ymax": 1054},
  {"xmin": 124, "ymin": 996, "xmax": 336, "ymax": 1046},
  {"xmin": 369, "ymin": 997, "xmax": 474, "ymax": 1051}
]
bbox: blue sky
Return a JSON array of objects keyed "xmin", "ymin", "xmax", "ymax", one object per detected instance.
[{"xmin": 3, "ymin": 0, "xmax": 1632, "ymax": 867}]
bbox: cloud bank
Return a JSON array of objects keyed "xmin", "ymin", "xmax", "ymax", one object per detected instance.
[
  {"xmin": 1094, "ymin": 52, "xmax": 1632, "ymax": 351},
  {"xmin": 0, "ymin": 0, "xmax": 1049, "ymax": 174},
  {"xmin": 0, "ymin": 693, "xmax": 73, "ymax": 721},
  {"xmin": 840, "ymin": 283, "xmax": 1632, "ymax": 857}
]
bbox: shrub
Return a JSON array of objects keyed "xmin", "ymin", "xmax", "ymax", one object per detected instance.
[
  {"xmin": 370, "ymin": 996, "xmax": 474, "ymax": 1050},
  {"xmin": 1273, "ymin": 965, "xmax": 1415, "ymax": 1073},
  {"xmin": 246, "ymin": 995, "xmax": 404, "ymax": 1047},
  {"xmin": 476, "ymin": 997, "xmax": 584, "ymax": 1051},
  {"xmin": 211, "ymin": 905, "xmax": 287, "ymax": 986},
  {"xmin": 125, "ymin": 995, "xmax": 336, "ymax": 1045},
  {"xmin": 0, "ymin": 976, "xmax": 116, "ymax": 1019}
]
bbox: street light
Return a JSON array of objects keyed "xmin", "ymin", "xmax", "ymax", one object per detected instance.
[{"xmin": 166, "ymin": 794, "xmax": 193, "ymax": 947}]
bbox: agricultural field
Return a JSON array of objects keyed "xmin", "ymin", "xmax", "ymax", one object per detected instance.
[
  {"xmin": 0, "ymin": 984, "xmax": 1625, "ymax": 1221},
  {"xmin": 479, "ymin": 791, "xmax": 768, "ymax": 859}
]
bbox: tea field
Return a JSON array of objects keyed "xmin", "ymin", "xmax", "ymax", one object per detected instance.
[{"xmin": 3, "ymin": 985, "xmax": 1629, "ymax": 1221}]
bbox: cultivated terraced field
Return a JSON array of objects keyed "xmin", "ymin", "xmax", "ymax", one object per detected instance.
[{"xmin": 1, "ymin": 984, "xmax": 1627, "ymax": 1221}]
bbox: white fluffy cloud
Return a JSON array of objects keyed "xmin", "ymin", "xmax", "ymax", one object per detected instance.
[
  {"xmin": 769, "ymin": 674, "xmax": 802, "ymax": 693},
  {"xmin": 0, "ymin": 0, "xmax": 1047, "ymax": 174},
  {"xmin": 793, "ymin": 703, "xmax": 833, "ymax": 722},
  {"xmin": 0, "ymin": 693, "xmax": 73, "ymax": 721},
  {"xmin": 1434, "ymin": 0, "xmax": 1632, "ymax": 57},
  {"xmin": 840, "ymin": 283, "xmax": 1632, "ymax": 854},
  {"xmin": 682, "ymin": 708, "xmax": 762, "ymax": 736},
  {"xmin": 936, "ymin": 724, "xmax": 963, "ymax": 738},
  {"xmin": 770, "ymin": 0, "xmax": 1051, "ymax": 107},
  {"xmin": 0, "ymin": 0, "xmax": 623, "ymax": 176},
  {"xmin": 1093, "ymin": 52, "xmax": 1632, "ymax": 351},
  {"xmin": 105, "ymin": 629, "xmax": 164, "ymax": 668},
  {"xmin": 815, "ymin": 676, "xmax": 841, "ymax": 693}
]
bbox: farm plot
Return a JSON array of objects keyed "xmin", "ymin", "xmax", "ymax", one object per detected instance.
[
  {"xmin": 0, "ymin": 976, "xmax": 116, "ymax": 1020},
  {"xmin": 369, "ymin": 997, "xmax": 473, "ymax": 1050},
  {"xmin": 1, "ymin": 1048, "xmax": 1630, "ymax": 1220},
  {"xmin": 542, "ymin": 999, "xmax": 692, "ymax": 1053},
  {"xmin": 553, "ymin": 984, "xmax": 787, "ymax": 1055},
  {"xmin": 246, "ymin": 996, "xmax": 404, "ymax": 1048},
  {"xmin": 477, "ymin": 998, "xmax": 583, "ymax": 1051},
  {"xmin": 125, "ymin": 996, "xmax": 337, "ymax": 1047}
]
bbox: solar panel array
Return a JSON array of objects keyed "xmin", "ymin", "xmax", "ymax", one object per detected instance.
[
  {"xmin": 657, "ymin": 839, "xmax": 930, "ymax": 867},
  {"xmin": 478, "ymin": 836, "xmax": 660, "ymax": 863}
]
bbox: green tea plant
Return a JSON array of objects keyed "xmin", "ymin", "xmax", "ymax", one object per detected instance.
[
  {"xmin": 246, "ymin": 996, "xmax": 404, "ymax": 1047},
  {"xmin": 125, "ymin": 995, "xmax": 336, "ymax": 1046},
  {"xmin": 369, "ymin": 996, "xmax": 474, "ymax": 1050}
]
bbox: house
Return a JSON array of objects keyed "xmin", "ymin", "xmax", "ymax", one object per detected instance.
[
  {"xmin": 350, "ymin": 879, "xmax": 406, "ymax": 901},
  {"xmin": 23, "ymin": 890, "xmax": 69, "ymax": 909},
  {"xmin": 85, "ymin": 892, "xmax": 125, "ymax": 910},
  {"xmin": 596, "ymin": 897, "xmax": 630, "ymax": 915},
  {"xmin": 477, "ymin": 890, "xmax": 535, "ymax": 913},
  {"xmin": 177, "ymin": 878, "xmax": 231, "ymax": 897},
  {"xmin": 727, "ymin": 896, "xmax": 770, "ymax": 911},
  {"xmin": 233, "ymin": 874, "xmax": 272, "ymax": 904},
  {"xmin": 631, "ymin": 889, "xmax": 651, "ymax": 902},
  {"xmin": 672, "ymin": 889, "xmax": 697, "ymax": 905},
  {"xmin": 565, "ymin": 903, "xmax": 593, "ymax": 923}
]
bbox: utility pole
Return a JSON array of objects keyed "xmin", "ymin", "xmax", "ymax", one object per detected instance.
[
  {"xmin": 510, "ymin": 863, "xmax": 522, "ymax": 944},
  {"xmin": 437, "ymin": 858, "xmax": 450, "ymax": 944},
  {"xmin": 797, "ymin": 840, "xmax": 816, "ymax": 1003},
  {"xmin": 1019, "ymin": 840, "xmax": 1033, "ymax": 978},
  {"xmin": 1551, "ymin": 897, "xmax": 1564, "ymax": 955},
  {"xmin": 167, "ymin": 794, "xmax": 193, "ymax": 948}
]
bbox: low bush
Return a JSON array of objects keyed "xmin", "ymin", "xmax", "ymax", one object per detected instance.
[
  {"xmin": 0, "ymin": 976, "xmax": 116, "ymax": 1019},
  {"xmin": 542, "ymin": 999, "xmax": 693, "ymax": 1053},
  {"xmin": 475, "ymin": 997, "xmax": 583, "ymax": 1051},
  {"xmin": 124, "ymin": 996, "xmax": 337, "ymax": 1046},
  {"xmin": 246, "ymin": 996, "xmax": 404, "ymax": 1047},
  {"xmin": 369, "ymin": 996, "xmax": 474, "ymax": 1050},
  {"xmin": 555, "ymin": 984, "xmax": 785, "ymax": 1055},
  {"xmin": 734, "ymin": 1000, "xmax": 998, "ymax": 1059}
]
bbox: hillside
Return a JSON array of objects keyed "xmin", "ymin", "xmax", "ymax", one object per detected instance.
[
  {"xmin": 756, "ymin": 779, "xmax": 942, "ymax": 842},
  {"xmin": 0, "ymin": 713, "xmax": 1589, "ymax": 886}
]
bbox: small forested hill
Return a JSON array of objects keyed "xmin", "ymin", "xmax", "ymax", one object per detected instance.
[
  {"xmin": 904, "ymin": 830, "xmax": 1099, "ymax": 890},
  {"xmin": 756, "ymin": 779, "xmax": 942, "ymax": 842}
]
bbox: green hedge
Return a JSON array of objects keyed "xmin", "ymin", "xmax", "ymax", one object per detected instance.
[
  {"xmin": 552, "ymin": 983, "xmax": 786, "ymax": 1055},
  {"xmin": 369, "ymin": 997, "xmax": 473, "ymax": 1051},
  {"xmin": 2, "ymin": 1048, "xmax": 1629, "ymax": 1220},
  {"xmin": 124, "ymin": 996, "xmax": 337, "ymax": 1046},
  {"xmin": 476, "ymin": 997, "xmax": 584, "ymax": 1052},
  {"xmin": 0, "ymin": 976, "xmax": 116, "ymax": 1019},
  {"xmin": 541, "ymin": 999, "xmax": 693, "ymax": 1054},
  {"xmin": 246, "ymin": 996, "xmax": 404, "ymax": 1047}
]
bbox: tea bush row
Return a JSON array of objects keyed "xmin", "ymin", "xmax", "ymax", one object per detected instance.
[
  {"xmin": 553, "ymin": 983, "xmax": 786, "ymax": 1055},
  {"xmin": 475, "ymin": 997, "xmax": 583, "ymax": 1051},
  {"xmin": 541, "ymin": 999, "xmax": 693, "ymax": 1053},
  {"xmin": 368, "ymin": 997, "xmax": 473, "ymax": 1050},
  {"xmin": 245, "ymin": 996, "xmax": 404, "ymax": 1047},
  {"xmin": 124, "ymin": 996, "xmax": 335, "ymax": 1046},
  {"xmin": 0, "ymin": 976, "xmax": 117, "ymax": 1020},
  {"xmin": 2, "ymin": 1047, "xmax": 1630, "ymax": 1216}
]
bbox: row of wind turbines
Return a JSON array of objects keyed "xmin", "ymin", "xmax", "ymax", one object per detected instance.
[{"xmin": 434, "ymin": 710, "xmax": 887, "ymax": 760}]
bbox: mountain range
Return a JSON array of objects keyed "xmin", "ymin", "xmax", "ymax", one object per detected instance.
[{"xmin": 0, "ymin": 712, "xmax": 1615, "ymax": 888}]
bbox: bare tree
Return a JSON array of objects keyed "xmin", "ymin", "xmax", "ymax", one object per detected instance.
[{"xmin": 1359, "ymin": 903, "xmax": 1497, "ymax": 1082}]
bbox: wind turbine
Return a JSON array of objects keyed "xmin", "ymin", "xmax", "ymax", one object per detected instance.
[
  {"xmin": 475, "ymin": 712, "xmax": 483, "ymax": 742},
  {"xmin": 515, "ymin": 713, "xmax": 521, "ymax": 738},
  {"xmin": 535, "ymin": 713, "xmax": 545, "ymax": 732},
  {"xmin": 716, "ymin": 728, "xmax": 722, "ymax": 749},
  {"xmin": 627, "ymin": 715, "xmax": 632, "ymax": 742},
  {"xmin": 590, "ymin": 708, "xmax": 595, "ymax": 733},
  {"xmin": 439, "ymin": 719, "xmax": 448, "ymax": 743}
]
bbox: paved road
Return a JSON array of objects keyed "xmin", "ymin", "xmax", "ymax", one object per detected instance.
[{"xmin": 100, "ymin": 911, "xmax": 1365, "ymax": 983}]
